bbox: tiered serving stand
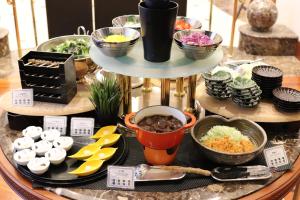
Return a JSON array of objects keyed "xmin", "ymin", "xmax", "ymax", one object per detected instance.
[
  {"xmin": 0, "ymin": 48, "xmax": 300, "ymax": 200},
  {"xmin": 89, "ymin": 41, "xmax": 223, "ymax": 114}
]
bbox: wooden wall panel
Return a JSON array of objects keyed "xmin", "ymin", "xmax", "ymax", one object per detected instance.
[
  {"xmin": 45, "ymin": 0, "xmax": 93, "ymax": 38},
  {"xmin": 95, "ymin": 0, "xmax": 187, "ymax": 28}
]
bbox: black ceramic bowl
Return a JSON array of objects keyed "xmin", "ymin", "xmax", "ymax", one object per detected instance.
[{"xmin": 191, "ymin": 115, "xmax": 267, "ymax": 165}]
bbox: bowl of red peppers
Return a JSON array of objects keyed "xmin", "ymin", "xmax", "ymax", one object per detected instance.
[
  {"xmin": 173, "ymin": 29, "xmax": 222, "ymax": 59},
  {"xmin": 175, "ymin": 16, "xmax": 202, "ymax": 31}
]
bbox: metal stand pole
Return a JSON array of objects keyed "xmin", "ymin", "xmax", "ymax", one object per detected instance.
[
  {"xmin": 142, "ymin": 78, "xmax": 152, "ymax": 92},
  {"xmin": 117, "ymin": 75, "xmax": 132, "ymax": 115},
  {"xmin": 229, "ymin": 0, "xmax": 239, "ymax": 55},
  {"xmin": 209, "ymin": 0, "xmax": 214, "ymax": 31},
  {"xmin": 185, "ymin": 75, "xmax": 197, "ymax": 113},
  {"xmin": 161, "ymin": 78, "xmax": 170, "ymax": 106},
  {"xmin": 174, "ymin": 77, "xmax": 185, "ymax": 97},
  {"xmin": 7, "ymin": 0, "xmax": 22, "ymax": 57},
  {"xmin": 30, "ymin": 0, "xmax": 38, "ymax": 46}
]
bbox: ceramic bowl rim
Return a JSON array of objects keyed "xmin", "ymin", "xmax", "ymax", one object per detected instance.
[
  {"xmin": 133, "ymin": 105, "xmax": 188, "ymax": 134},
  {"xmin": 91, "ymin": 27, "xmax": 140, "ymax": 45}
]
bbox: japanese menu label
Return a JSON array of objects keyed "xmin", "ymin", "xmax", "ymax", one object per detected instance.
[
  {"xmin": 70, "ymin": 117, "xmax": 94, "ymax": 137},
  {"xmin": 12, "ymin": 89, "xmax": 33, "ymax": 107},
  {"xmin": 264, "ymin": 145, "xmax": 291, "ymax": 171},
  {"xmin": 44, "ymin": 116, "xmax": 67, "ymax": 135},
  {"xmin": 107, "ymin": 166, "xmax": 135, "ymax": 190}
]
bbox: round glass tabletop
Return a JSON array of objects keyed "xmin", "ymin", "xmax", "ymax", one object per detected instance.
[{"xmin": 89, "ymin": 41, "xmax": 223, "ymax": 78}]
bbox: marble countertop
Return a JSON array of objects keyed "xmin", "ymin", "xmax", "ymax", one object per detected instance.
[{"xmin": 0, "ymin": 110, "xmax": 299, "ymax": 200}]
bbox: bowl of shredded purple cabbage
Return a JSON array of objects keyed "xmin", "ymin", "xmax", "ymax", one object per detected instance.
[{"xmin": 174, "ymin": 30, "xmax": 222, "ymax": 59}]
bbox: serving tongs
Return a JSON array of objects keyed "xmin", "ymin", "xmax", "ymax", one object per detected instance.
[{"xmin": 134, "ymin": 164, "xmax": 272, "ymax": 182}]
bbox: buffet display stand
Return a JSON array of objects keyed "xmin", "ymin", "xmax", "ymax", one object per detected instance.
[
  {"xmin": 89, "ymin": 41, "xmax": 223, "ymax": 113},
  {"xmin": 0, "ymin": 48, "xmax": 300, "ymax": 200}
]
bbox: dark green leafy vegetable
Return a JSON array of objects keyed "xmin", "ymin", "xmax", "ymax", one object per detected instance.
[{"xmin": 50, "ymin": 39, "xmax": 89, "ymax": 58}]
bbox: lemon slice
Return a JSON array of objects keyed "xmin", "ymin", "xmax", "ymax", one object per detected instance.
[
  {"xmin": 68, "ymin": 143, "xmax": 101, "ymax": 160},
  {"xmin": 68, "ymin": 160, "xmax": 104, "ymax": 176},
  {"xmin": 95, "ymin": 134, "xmax": 121, "ymax": 147},
  {"xmin": 85, "ymin": 147, "xmax": 118, "ymax": 161},
  {"xmin": 90, "ymin": 125, "xmax": 117, "ymax": 139}
]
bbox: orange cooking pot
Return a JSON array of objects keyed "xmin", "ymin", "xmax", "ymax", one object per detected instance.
[{"xmin": 125, "ymin": 106, "xmax": 196, "ymax": 150}]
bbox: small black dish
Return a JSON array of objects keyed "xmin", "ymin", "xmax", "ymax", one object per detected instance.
[
  {"xmin": 252, "ymin": 65, "xmax": 283, "ymax": 79},
  {"xmin": 15, "ymin": 135, "xmax": 128, "ymax": 187}
]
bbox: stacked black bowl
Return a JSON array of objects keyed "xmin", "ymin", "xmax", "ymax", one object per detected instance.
[
  {"xmin": 229, "ymin": 77, "xmax": 262, "ymax": 108},
  {"xmin": 202, "ymin": 71, "xmax": 232, "ymax": 100},
  {"xmin": 272, "ymin": 87, "xmax": 300, "ymax": 112},
  {"xmin": 252, "ymin": 65, "xmax": 283, "ymax": 98}
]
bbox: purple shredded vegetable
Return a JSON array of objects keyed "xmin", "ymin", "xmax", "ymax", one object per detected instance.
[{"xmin": 181, "ymin": 32, "xmax": 213, "ymax": 46}]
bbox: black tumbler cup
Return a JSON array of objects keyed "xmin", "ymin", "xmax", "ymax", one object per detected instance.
[{"xmin": 139, "ymin": 1, "xmax": 178, "ymax": 62}]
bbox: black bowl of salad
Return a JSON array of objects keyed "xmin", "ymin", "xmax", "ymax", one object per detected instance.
[
  {"xmin": 173, "ymin": 29, "xmax": 222, "ymax": 60},
  {"xmin": 37, "ymin": 35, "xmax": 96, "ymax": 80}
]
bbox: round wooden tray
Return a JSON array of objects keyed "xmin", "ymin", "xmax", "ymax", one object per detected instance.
[
  {"xmin": 0, "ymin": 84, "xmax": 94, "ymax": 116},
  {"xmin": 196, "ymin": 81, "xmax": 300, "ymax": 123}
]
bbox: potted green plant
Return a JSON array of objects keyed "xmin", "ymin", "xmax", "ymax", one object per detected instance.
[{"xmin": 89, "ymin": 76, "xmax": 122, "ymax": 126}]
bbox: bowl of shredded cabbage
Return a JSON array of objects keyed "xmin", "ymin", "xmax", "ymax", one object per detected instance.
[{"xmin": 191, "ymin": 115, "xmax": 267, "ymax": 165}]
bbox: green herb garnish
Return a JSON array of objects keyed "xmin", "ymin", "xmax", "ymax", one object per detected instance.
[{"xmin": 50, "ymin": 38, "xmax": 89, "ymax": 59}]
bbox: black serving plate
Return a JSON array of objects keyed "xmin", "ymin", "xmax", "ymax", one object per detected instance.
[{"xmin": 15, "ymin": 135, "xmax": 128, "ymax": 187}]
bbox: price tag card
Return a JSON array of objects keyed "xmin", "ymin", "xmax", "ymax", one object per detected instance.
[
  {"xmin": 12, "ymin": 89, "xmax": 33, "ymax": 107},
  {"xmin": 107, "ymin": 166, "xmax": 135, "ymax": 190},
  {"xmin": 70, "ymin": 117, "xmax": 94, "ymax": 137},
  {"xmin": 44, "ymin": 116, "xmax": 67, "ymax": 135},
  {"xmin": 263, "ymin": 145, "xmax": 291, "ymax": 171}
]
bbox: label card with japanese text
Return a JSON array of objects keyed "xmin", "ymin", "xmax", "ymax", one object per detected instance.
[
  {"xmin": 44, "ymin": 116, "xmax": 67, "ymax": 135},
  {"xmin": 264, "ymin": 145, "xmax": 291, "ymax": 171},
  {"xmin": 70, "ymin": 117, "xmax": 94, "ymax": 137},
  {"xmin": 12, "ymin": 89, "xmax": 33, "ymax": 107},
  {"xmin": 107, "ymin": 166, "xmax": 135, "ymax": 190}
]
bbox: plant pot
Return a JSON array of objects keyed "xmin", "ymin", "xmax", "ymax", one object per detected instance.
[
  {"xmin": 125, "ymin": 105, "xmax": 196, "ymax": 165},
  {"xmin": 138, "ymin": 1, "xmax": 178, "ymax": 62}
]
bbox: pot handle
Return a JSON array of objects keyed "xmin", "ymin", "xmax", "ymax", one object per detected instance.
[
  {"xmin": 183, "ymin": 112, "xmax": 196, "ymax": 129},
  {"xmin": 125, "ymin": 112, "xmax": 138, "ymax": 130}
]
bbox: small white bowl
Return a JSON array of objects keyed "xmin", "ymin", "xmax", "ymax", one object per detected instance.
[
  {"xmin": 31, "ymin": 140, "xmax": 53, "ymax": 156},
  {"xmin": 41, "ymin": 129, "xmax": 61, "ymax": 142},
  {"xmin": 13, "ymin": 149, "xmax": 36, "ymax": 166},
  {"xmin": 53, "ymin": 136, "xmax": 74, "ymax": 151},
  {"xmin": 27, "ymin": 157, "xmax": 50, "ymax": 175},
  {"xmin": 13, "ymin": 137, "xmax": 34, "ymax": 151},
  {"xmin": 22, "ymin": 126, "xmax": 43, "ymax": 141},
  {"xmin": 45, "ymin": 148, "xmax": 66, "ymax": 165}
]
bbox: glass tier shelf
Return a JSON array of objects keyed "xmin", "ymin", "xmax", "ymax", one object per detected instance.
[
  {"xmin": 89, "ymin": 40, "xmax": 223, "ymax": 113},
  {"xmin": 89, "ymin": 41, "xmax": 223, "ymax": 78}
]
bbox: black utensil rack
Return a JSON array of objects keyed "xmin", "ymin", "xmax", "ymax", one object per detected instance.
[{"xmin": 18, "ymin": 51, "xmax": 77, "ymax": 104}]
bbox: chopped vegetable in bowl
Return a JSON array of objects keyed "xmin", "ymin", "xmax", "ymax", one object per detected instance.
[
  {"xmin": 103, "ymin": 34, "xmax": 131, "ymax": 43},
  {"xmin": 229, "ymin": 77, "xmax": 257, "ymax": 89},
  {"xmin": 50, "ymin": 38, "xmax": 90, "ymax": 59},
  {"xmin": 175, "ymin": 19, "xmax": 191, "ymax": 30},
  {"xmin": 200, "ymin": 125, "xmax": 255, "ymax": 153},
  {"xmin": 181, "ymin": 32, "xmax": 213, "ymax": 46}
]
